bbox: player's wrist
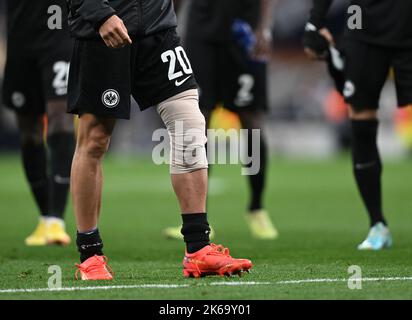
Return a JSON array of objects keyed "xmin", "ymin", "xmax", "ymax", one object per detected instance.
[{"xmin": 96, "ymin": 13, "xmax": 117, "ymax": 33}]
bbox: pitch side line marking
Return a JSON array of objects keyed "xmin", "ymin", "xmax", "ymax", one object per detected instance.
[
  {"xmin": 0, "ymin": 284, "xmax": 190, "ymax": 293},
  {"xmin": 276, "ymin": 277, "xmax": 412, "ymax": 284},
  {"xmin": 210, "ymin": 281, "xmax": 271, "ymax": 286},
  {"xmin": 1, "ymin": 277, "xmax": 412, "ymax": 294}
]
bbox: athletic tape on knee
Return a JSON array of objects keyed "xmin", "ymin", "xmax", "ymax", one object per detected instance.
[{"xmin": 157, "ymin": 90, "xmax": 208, "ymax": 174}]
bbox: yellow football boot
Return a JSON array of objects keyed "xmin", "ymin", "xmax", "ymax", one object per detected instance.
[
  {"xmin": 25, "ymin": 218, "xmax": 48, "ymax": 246},
  {"xmin": 46, "ymin": 218, "xmax": 71, "ymax": 246},
  {"xmin": 246, "ymin": 210, "xmax": 279, "ymax": 240}
]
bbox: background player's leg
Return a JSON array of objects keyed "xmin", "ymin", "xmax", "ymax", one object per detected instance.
[
  {"xmin": 349, "ymin": 107, "xmax": 391, "ymax": 250},
  {"xmin": 41, "ymin": 100, "xmax": 75, "ymax": 245},
  {"xmin": 349, "ymin": 108, "xmax": 386, "ymax": 225},
  {"xmin": 17, "ymin": 113, "xmax": 51, "ymax": 246},
  {"xmin": 71, "ymin": 114, "xmax": 115, "ymax": 262},
  {"xmin": 46, "ymin": 100, "xmax": 75, "ymax": 219},
  {"xmin": 17, "ymin": 114, "xmax": 48, "ymax": 217},
  {"xmin": 237, "ymin": 110, "xmax": 267, "ymax": 212},
  {"xmin": 237, "ymin": 110, "xmax": 278, "ymax": 240}
]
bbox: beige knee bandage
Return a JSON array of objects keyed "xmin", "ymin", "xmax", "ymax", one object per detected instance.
[{"xmin": 156, "ymin": 89, "xmax": 208, "ymax": 174}]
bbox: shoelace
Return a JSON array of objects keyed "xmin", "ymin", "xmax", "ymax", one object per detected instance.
[
  {"xmin": 75, "ymin": 256, "xmax": 114, "ymax": 280},
  {"xmin": 188, "ymin": 244, "xmax": 231, "ymax": 275},
  {"xmin": 209, "ymin": 243, "xmax": 231, "ymax": 257}
]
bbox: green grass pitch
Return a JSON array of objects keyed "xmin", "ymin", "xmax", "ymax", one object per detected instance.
[{"xmin": 0, "ymin": 154, "xmax": 411, "ymax": 300}]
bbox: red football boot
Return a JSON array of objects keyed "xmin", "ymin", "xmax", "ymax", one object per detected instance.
[
  {"xmin": 183, "ymin": 243, "xmax": 252, "ymax": 278},
  {"xmin": 75, "ymin": 255, "xmax": 114, "ymax": 280}
]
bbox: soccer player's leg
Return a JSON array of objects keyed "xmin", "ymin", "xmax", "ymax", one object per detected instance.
[
  {"xmin": 16, "ymin": 114, "xmax": 50, "ymax": 246},
  {"xmin": 349, "ymin": 107, "xmax": 392, "ymax": 250},
  {"xmin": 71, "ymin": 114, "xmax": 116, "ymax": 280},
  {"xmin": 2, "ymin": 53, "xmax": 51, "ymax": 245},
  {"xmin": 344, "ymin": 39, "xmax": 392, "ymax": 250},
  {"xmin": 133, "ymin": 28, "xmax": 252, "ymax": 277},
  {"xmin": 223, "ymin": 45, "xmax": 277, "ymax": 239},
  {"xmin": 162, "ymin": 39, "xmax": 218, "ymax": 240},
  {"xmin": 156, "ymin": 90, "xmax": 252, "ymax": 277},
  {"xmin": 40, "ymin": 45, "xmax": 75, "ymax": 244},
  {"xmin": 238, "ymin": 110, "xmax": 278, "ymax": 240},
  {"xmin": 68, "ymin": 38, "xmax": 132, "ymax": 280},
  {"xmin": 45, "ymin": 100, "xmax": 75, "ymax": 245}
]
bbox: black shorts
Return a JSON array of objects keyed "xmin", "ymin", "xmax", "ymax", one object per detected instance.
[
  {"xmin": 343, "ymin": 38, "xmax": 412, "ymax": 110},
  {"xmin": 185, "ymin": 39, "xmax": 268, "ymax": 113},
  {"xmin": 68, "ymin": 28, "xmax": 197, "ymax": 119},
  {"xmin": 2, "ymin": 42, "xmax": 72, "ymax": 114}
]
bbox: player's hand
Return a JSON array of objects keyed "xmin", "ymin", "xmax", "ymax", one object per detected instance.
[
  {"xmin": 253, "ymin": 28, "xmax": 273, "ymax": 61},
  {"xmin": 304, "ymin": 28, "xmax": 335, "ymax": 60},
  {"xmin": 99, "ymin": 15, "xmax": 132, "ymax": 49}
]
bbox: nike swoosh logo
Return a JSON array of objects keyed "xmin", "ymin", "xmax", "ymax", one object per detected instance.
[{"xmin": 175, "ymin": 76, "xmax": 191, "ymax": 87}]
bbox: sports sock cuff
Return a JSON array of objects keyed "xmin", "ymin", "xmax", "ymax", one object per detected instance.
[
  {"xmin": 181, "ymin": 213, "xmax": 210, "ymax": 253},
  {"xmin": 77, "ymin": 227, "xmax": 98, "ymax": 235},
  {"xmin": 181, "ymin": 212, "xmax": 208, "ymax": 223},
  {"xmin": 76, "ymin": 228, "xmax": 104, "ymax": 262}
]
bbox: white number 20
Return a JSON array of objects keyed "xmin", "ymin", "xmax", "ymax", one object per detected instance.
[{"xmin": 161, "ymin": 46, "xmax": 193, "ymax": 81}]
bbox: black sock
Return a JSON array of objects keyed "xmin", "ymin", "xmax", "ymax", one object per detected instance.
[
  {"xmin": 246, "ymin": 132, "xmax": 268, "ymax": 212},
  {"xmin": 21, "ymin": 141, "xmax": 49, "ymax": 216},
  {"xmin": 48, "ymin": 133, "xmax": 75, "ymax": 219},
  {"xmin": 351, "ymin": 120, "xmax": 386, "ymax": 226},
  {"xmin": 181, "ymin": 213, "xmax": 210, "ymax": 253},
  {"xmin": 76, "ymin": 228, "xmax": 104, "ymax": 263}
]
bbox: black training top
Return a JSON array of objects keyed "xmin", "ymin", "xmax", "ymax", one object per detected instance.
[
  {"xmin": 66, "ymin": 0, "xmax": 177, "ymax": 39},
  {"xmin": 309, "ymin": 0, "xmax": 412, "ymax": 48},
  {"xmin": 6, "ymin": 0, "xmax": 71, "ymax": 51},
  {"xmin": 186, "ymin": 0, "xmax": 261, "ymax": 42}
]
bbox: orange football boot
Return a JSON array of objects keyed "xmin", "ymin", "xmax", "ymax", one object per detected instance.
[
  {"xmin": 75, "ymin": 255, "xmax": 114, "ymax": 280},
  {"xmin": 183, "ymin": 243, "xmax": 252, "ymax": 278}
]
